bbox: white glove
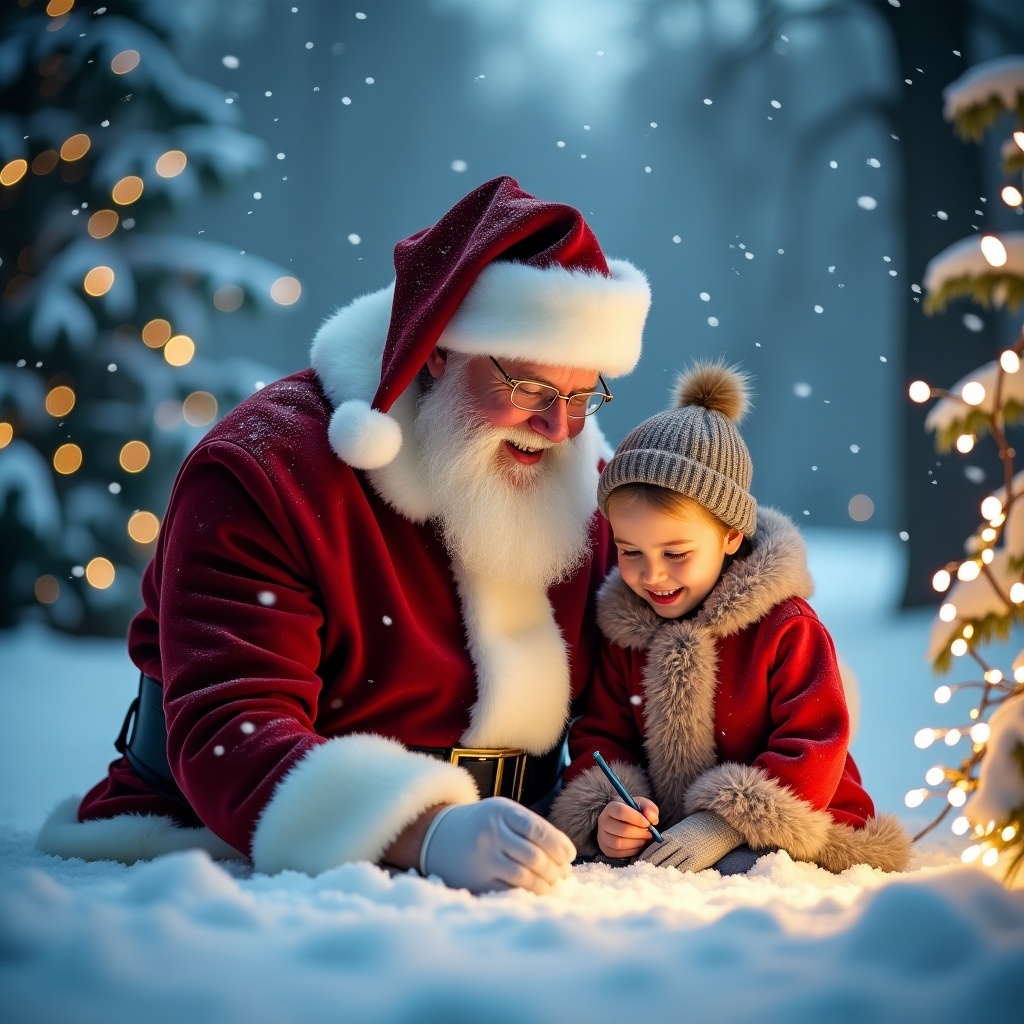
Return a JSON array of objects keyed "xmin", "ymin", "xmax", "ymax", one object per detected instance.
[
  {"xmin": 637, "ymin": 810, "xmax": 742, "ymax": 872},
  {"xmin": 419, "ymin": 797, "xmax": 576, "ymax": 894}
]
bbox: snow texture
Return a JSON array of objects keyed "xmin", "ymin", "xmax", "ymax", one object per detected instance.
[{"xmin": 1, "ymin": 531, "xmax": 1022, "ymax": 1023}]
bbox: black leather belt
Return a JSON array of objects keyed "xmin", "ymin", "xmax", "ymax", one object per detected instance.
[{"xmin": 410, "ymin": 746, "xmax": 528, "ymax": 801}]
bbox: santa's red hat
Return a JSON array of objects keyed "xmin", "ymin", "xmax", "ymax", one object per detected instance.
[{"xmin": 325, "ymin": 176, "xmax": 650, "ymax": 470}]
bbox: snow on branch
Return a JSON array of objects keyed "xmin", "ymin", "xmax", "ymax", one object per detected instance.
[
  {"xmin": 923, "ymin": 232, "xmax": 1024, "ymax": 314},
  {"xmin": 943, "ymin": 55, "xmax": 1024, "ymax": 142}
]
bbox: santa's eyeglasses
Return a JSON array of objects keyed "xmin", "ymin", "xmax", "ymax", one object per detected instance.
[{"xmin": 489, "ymin": 357, "xmax": 612, "ymax": 418}]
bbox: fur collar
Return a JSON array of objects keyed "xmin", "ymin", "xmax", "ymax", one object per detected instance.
[{"xmin": 596, "ymin": 506, "xmax": 814, "ymax": 649}]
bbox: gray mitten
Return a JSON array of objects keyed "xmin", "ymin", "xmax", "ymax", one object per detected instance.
[{"xmin": 637, "ymin": 810, "xmax": 742, "ymax": 872}]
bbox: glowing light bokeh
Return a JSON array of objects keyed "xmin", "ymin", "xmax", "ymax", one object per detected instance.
[
  {"xmin": 45, "ymin": 385, "xmax": 76, "ymax": 417},
  {"xmin": 85, "ymin": 557, "xmax": 115, "ymax": 589},
  {"xmin": 53, "ymin": 443, "xmax": 83, "ymax": 474},
  {"xmin": 83, "ymin": 266, "xmax": 114, "ymax": 296},
  {"xmin": 164, "ymin": 335, "xmax": 195, "ymax": 366},
  {"xmin": 141, "ymin": 319, "xmax": 172, "ymax": 348},
  {"xmin": 270, "ymin": 276, "xmax": 302, "ymax": 305},
  {"xmin": 128, "ymin": 511, "xmax": 160, "ymax": 544},
  {"xmin": 119, "ymin": 440, "xmax": 151, "ymax": 473},
  {"xmin": 88, "ymin": 209, "xmax": 119, "ymax": 239},
  {"xmin": 60, "ymin": 133, "xmax": 91, "ymax": 161},
  {"xmin": 112, "ymin": 175, "xmax": 144, "ymax": 205},
  {"xmin": 111, "ymin": 50, "xmax": 141, "ymax": 75},
  {"xmin": 1000, "ymin": 350, "xmax": 1021, "ymax": 373},
  {"xmin": 0, "ymin": 159, "xmax": 28, "ymax": 186},
  {"xmin": 155, "ymin": 150, "xmax": 187, "ymax": 177},
  {"xmin": 34, "ymin": 575, "xmax": 60, "ymax": 603}
]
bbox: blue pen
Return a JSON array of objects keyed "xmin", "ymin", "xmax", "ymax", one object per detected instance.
[{"xmin": 593, "ymin": 750, "xmax": 664, "ymax": 843}]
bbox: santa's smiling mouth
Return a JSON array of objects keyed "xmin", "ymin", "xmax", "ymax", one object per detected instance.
[{"xmin": 504, "ymin": 439, "xmax": 544, "ymax": 465}]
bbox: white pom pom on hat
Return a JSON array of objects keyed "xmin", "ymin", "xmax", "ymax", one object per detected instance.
[{"xmin": 328, "ymin": 400, "xmax": 403, "ymax": 470}]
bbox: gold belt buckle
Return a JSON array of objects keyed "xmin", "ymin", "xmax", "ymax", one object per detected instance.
[{"xmin": 449, "ymin": 747, "xmax": 527, "ymax": 801}]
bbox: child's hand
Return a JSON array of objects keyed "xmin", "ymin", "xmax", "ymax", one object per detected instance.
[{"xmin": 597, "ymin": 797, "xmax": 660, "ymax": 859}]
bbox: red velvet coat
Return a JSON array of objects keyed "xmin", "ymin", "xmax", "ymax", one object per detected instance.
[
  {"xmin": 550, "ymin": 508, "xmax": 911, "ymax": 873},
  {"xmin": 39, "ymin": 284, "xmax": 616, "ymax": 875}
]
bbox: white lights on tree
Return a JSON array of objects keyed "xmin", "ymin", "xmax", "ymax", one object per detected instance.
[
  {"xmin": 980, "ymin": 234, "xmax": 1008, "ymax": 267},
  {"xmin": 934, "ymin": 684, "xmax": 952, "ymax": 703},
  {"xmin": 980, "ymin": 495, "xmax": 1003, "ymax": 520},
  {"xmin": 915, "ymin": 728, "xmax": 936, "ymax": 749},
  {"xmin": 1000, "ymin": 349, "xmax": 1022, "ymax": 373},
  {"xmin": 956, "ymin": 561, "xmax": 981, "ymax": 582},
  {"xmin": 961, "ymin": 381, "xmax": 986, "ymax": 406},
  {"xmin": 955, "ymin": 434, "xmax": 975, "ymax": 453},
  {"xmin": 908, "ymin": 380, "xmax": 932, "ymax": 403},
  {"xmin": 932, "ymin": 569, "xmax": 952, "ymax": 592}
]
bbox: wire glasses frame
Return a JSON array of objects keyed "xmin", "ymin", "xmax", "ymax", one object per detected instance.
[{"xmin": 488, "ymin": 357, "xmax": 613, "ymax": 418}]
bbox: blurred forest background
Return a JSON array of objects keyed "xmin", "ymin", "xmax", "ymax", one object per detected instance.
[{"xmin": 2, "ymin": 0, "xmax": 1024, "ymax": 634}]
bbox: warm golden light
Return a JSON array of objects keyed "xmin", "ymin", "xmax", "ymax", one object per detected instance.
[
  {"xmin": 46, "ymin": 0, "xmax": 74, "ymax": 15},
  {"xmin": 85, "ymin": 557, "xmax": 115, "ymax": 589},
  {"xmin": 111, "ymin": 175, "xmax": 144, "ymax": 205},
  {"xmin": 0, "ymin": 159, "xmax": 28, "ymax": 186},
  {"xmin": 119, "ymin": 440, "xmax": 151, "ymax": 473},
  {"xmin": 1002, "ymin": 185, "xmax": 1023, "ymax": 208},
  {"xmin": 155, "ymin": 150, "xmax": 187, "ymax": 177},
  {"xmin": 45, "ymin": 385, "xmax": 76, "ymax": 417},
  {"xmin": 931, "ymin": 569, "xmax": 951, "ymax": 593},
  {"xmin": 847, "ymin": 494, "xmax": 874, "ymax": 522},
  {"xmin": 141, "ymin": 318, "xmax": 172, "ymax": 348},
  {"xmin": 1001, "ymin": 350, "xmax": 1021, "ymax": 373},
  {"xmin": 53, "ymin": 443, "xmax": 83, "ymax": 474},
  {"xmin": 182, "ymin": 391, "xmax": 218, "ymax": 427},
  {"xmin": 914, "ymin": 728, "xmax": 936, "ymax": 749},
  {"xmin": 34, "ymin": 575, "xmax": 61, "ymax": 603},
  {"xmin": 164, "ymin": 334, "xmax": 195, "ymax": 366},
  {"xmin": 980, "ymin": 234, "xmax": 1007, "ymax": 268},
  {"xmin": 934, "ymin": 685, "xmax": 952, "ymax": 704},
  {"xmin": 213, "ymin": 284, "xmax": 244, "ymax": 312},
  {"xmin": 83, "ymin": 266, "xmax": 114, "ymax": 296},
  {"xmin": 270, "ymin": 276, "xmax": 302, "ymax": 305},
  {"xmin": 87, "ymin": 209, "xmax": 119, "ymax": 239},
  {"xmin": 111, "ymin": 50, "xmax": 141, "ymax": 75},
  {"xmin": 939, "ymin": 602, "xmax": 957, "ymax": 622},
  {"xmin": 950, "ymin": 638, "xmax": 969, "ymax": 657},
  {"xmin": 60, "ymin": 133, "xmax": 91, "ymax": 162},
  {"xmin": 128, "ymin": 510, "xmax": 160, "ymax": 544},
  {"xmin": 957, "ymin": 561, "xmax": 981, "ymax": 582},
  {"xmin": 0, "ymin": 422, "xmax": 13, "ymax": 448},
  {"xmin": 908, "ymin": 380, "xmax": 931, "ymax": 403},
  {"xmin": 955, "ymin": 434, "xmax": 975, "ymax": 454},
  {"xmin": 1010, "ymin": 582, "xmax": 1024, "ymax": 604}
]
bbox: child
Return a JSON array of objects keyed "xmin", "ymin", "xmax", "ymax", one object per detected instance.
[{"xmin": 549, "ymin": 362, "xmax": 911, "ymax": 874}]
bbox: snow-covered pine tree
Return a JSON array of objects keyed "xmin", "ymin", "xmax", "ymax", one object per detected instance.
[
  {"xmin": 907, "ymin": 56, "xmax": 1024, "ymax": 886},
  {"xmin": 0, "ymin": 1, "xmax": 297, "ymax": 635}
]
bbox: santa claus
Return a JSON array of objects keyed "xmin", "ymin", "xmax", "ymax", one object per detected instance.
[{"xmin": 37, "ymin": 176, "xmax": 651, "ymax": 894}]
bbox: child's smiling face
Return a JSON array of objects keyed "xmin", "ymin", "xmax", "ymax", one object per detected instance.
[{"xmin": 607, "ymin": 496, "xmax": 743, "ymax": 618}]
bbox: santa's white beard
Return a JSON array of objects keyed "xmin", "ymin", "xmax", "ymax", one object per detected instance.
[{"xmin": 415, "ymin": 358, "xmax": 598, "ymax": 588}]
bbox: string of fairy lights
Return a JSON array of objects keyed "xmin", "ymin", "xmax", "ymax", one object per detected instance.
[
  {"xmin": 905, "ymin": 323, "xmax": 1024, "ymax": 872},
  {"xmin": 0, "ymin": 1, "xmax": 301, "ymax": 612}
]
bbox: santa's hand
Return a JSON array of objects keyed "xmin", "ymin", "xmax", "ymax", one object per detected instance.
[
  {"xmin": 419, "ymin": 798, "xmax": 577, "ymax": 894},
  {"xmin": 637, "ymin": 811, "xmax": 742, "ymax": 872}
]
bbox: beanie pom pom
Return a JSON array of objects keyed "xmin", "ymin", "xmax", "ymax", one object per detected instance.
[
  {"xmin": 328, "ymin": 400, "xmax": 403, "ymax": 469},
  {"xmin": 674, "ymin": 359, "xmax": 751, "ymax": 422}
]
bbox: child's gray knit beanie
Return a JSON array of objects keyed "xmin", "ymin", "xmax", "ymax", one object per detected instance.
[{"xmin": 597, "ymin": 361, "xmax": 757, "ymax": 537}]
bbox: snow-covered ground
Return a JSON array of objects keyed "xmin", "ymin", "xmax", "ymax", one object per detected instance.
[{"xmin": 1, "ymin": 529, "xmax": 1022, "ymax": 1023}]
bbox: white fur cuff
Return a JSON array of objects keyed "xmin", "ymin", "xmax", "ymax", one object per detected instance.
[{"xmin": 250, "ymin": 734, "xmax": 480, "ymax": 876}]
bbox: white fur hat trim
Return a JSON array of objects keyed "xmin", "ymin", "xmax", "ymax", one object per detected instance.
[{"xmin": 327, "ymin": 399, "xmax": 404, "ymax": 470}]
